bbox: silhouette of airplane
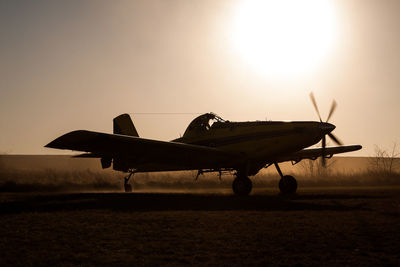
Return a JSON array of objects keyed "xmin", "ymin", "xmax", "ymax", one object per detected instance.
[{"xmin": 45, "ymin": 93, "xmax": 361, "ymax": 195}]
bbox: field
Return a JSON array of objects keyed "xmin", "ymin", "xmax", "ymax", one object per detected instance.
[
  {"xmin": 0, "ymin": 188, "xmax": 399, "ymax": 266},
  {"xmin": 0, "ymin": 156, "xmax": 399, "ymax": 266}
]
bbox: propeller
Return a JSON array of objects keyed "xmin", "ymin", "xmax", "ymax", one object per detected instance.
[{"xmin": 309, "ymin": 92, "xmax": 343, "ymax": 167}]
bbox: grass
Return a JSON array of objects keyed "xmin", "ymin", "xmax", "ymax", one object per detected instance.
[
  {"xmin": 0, "ymin": 166, "xmax": 399, "ymax": 193},
  {"xmin": 0, "ymin": 168, "xmax": 121, "ymax": 192}
]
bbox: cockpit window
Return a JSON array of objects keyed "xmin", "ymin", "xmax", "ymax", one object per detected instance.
[{"xmin": 183, "ymin": 113, "xmax": 225, "ymax": 137}]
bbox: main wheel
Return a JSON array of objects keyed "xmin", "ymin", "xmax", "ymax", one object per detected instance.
[
  {"xmin": 124, "ymin": 183, "xmax": 132, "ymax": 193},
  {"xmin": 232, "ymin": 176, "xmax": 252, "ymax": 196},
  {"xmin": 279, "ymin": 175, "xmax": 297, "ymax": 194}
]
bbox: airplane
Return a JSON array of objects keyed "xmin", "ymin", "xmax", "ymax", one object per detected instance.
[{"xmin": 45, "ymin": 93, "xmax": 362, "ymax": 195}]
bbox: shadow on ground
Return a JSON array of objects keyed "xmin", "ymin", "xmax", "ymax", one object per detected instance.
[{"xmin": 0, "ymin": 192, "xmax": 378, "ymax": 214}]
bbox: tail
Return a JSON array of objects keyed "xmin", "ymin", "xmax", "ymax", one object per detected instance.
[{"xmin": 113, "ymin": 114, "xmax": 139, "ymax": 137}]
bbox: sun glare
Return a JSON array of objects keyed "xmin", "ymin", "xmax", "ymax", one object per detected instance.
[{"xmin": 231, "ymin": 0, "xmax": 337, "ymax": 77}]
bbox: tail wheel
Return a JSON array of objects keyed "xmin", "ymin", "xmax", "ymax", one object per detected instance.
[
  {"xmin": 124, "ymin": 171, "xmax": 135, "ymax": 193},
  {"xmin": 279, "ymin": 175, "xmax": 297, "ymax": 195},
  {"xmin": 232, "ymin": 176, "xmax": 252, "ymax": 196}
]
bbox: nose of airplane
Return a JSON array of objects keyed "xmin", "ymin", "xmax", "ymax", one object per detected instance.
[{"xmin": 319, "ymin": 122, "xmax": 336, "ymax": 134}]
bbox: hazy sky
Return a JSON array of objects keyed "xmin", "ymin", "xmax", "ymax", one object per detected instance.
[{"xmin": 1, "ymin": 0, "xmax": 399, "ymax": 156}]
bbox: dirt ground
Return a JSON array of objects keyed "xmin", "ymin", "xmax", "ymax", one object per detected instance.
[{"xmin": 0, "ymin": 187, "xmax": 399, "ymax": 266}]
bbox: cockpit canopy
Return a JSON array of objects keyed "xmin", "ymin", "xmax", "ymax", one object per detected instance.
[{"xmin": 183, "ymin": 113, "xmax": 225, "ymax": 137}]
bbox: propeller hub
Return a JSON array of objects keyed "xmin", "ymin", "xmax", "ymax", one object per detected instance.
[{"xmin": 319, "ymin": 122, "xmax": 335, "ymax": 134}]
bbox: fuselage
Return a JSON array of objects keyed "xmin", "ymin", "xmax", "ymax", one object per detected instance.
[{"xmin": 173, "ymin": 114, "xmax": 333, "ymax": 163}]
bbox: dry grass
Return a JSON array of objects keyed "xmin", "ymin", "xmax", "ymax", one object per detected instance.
[
  {"xmin": 0, "ymin": 169, "xmax": 121, "ymax": 192},
  {"xmin": 0, "ymin": 165, "xmax": 399, "ymax": 193}
]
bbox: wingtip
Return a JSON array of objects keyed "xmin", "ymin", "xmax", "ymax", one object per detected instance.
[
  {"xmin": 44, "ymin": 140, "xmax": 62, "ymax": 149},
  {"xmin": 44, "ymin": 130, "xmax": 88, "ymax": 150},
  {"xmin": 44, "ymin": 140, "xmax": 56, "ymax": 149},
  {"xmin": 349, "ymin": 144, "xmax": 362, "ymax": 151}
]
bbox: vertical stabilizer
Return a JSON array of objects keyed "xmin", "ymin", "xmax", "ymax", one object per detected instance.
[{"xmin": 113, "ymin": 114, "xmax": 139, "ymax": 137}]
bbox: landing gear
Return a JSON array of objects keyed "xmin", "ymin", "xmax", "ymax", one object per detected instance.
[
  {"xmin": 279, "ymin": 175, "xmax": 297, "ymax": 194},
  {"xmin": 274, "ymin": 163, "xmax": 298, "ymax": 195},
  {"xmin": 124, "ymin": 170, "xmax": 135, "ymax": 193},
  {"xmin": 232, "ymin": 175, "xmax": 252, "ymax": 196}
]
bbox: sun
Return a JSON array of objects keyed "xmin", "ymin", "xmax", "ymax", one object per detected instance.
[{"xmin": 231, "ymin": 0, "xmax": 337, "ymax": 77}]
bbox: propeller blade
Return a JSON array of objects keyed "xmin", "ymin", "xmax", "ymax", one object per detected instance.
[
  {"xmin": 321, "ymin": 135, "xmax": 326, "ymax": 167},
  {"xmin": 328, "ymin": 133, "xmax": 343, "ymax": 146},
  {"xmin": 326, "ymin": 100, "xmax": 337, "ymax": 122},
  {"xmin": 309, "ymin": 92, "xmax": 322, "ymax": 122}
]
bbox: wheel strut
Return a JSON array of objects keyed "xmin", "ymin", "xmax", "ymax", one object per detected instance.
[{"xmin": 274, "ymin": 162, "xmax": 284, "ymax": 178}]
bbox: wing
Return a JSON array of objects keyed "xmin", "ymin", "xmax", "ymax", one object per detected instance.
[
  {"xmin": 46, "ymin": 130, "xmax": 242, "ymax": 171},
  {"xmin": 275, "ymin": 145, "xmax": 362, "ymax": 163}
]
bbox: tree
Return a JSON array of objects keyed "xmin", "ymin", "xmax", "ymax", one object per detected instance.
[{"xmin": 369, "ymin": 142, "xmax": 399, "ymax": 176}]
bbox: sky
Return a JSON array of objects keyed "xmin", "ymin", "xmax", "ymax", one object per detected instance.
[{"xmin": 0, "ymin": 0, "xmax": 399, "ymax": 156}]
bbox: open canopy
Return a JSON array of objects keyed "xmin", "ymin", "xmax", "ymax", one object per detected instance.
[{"xmin": 183, "ymin": 113, "xmax": 226, "ymax": 137}]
